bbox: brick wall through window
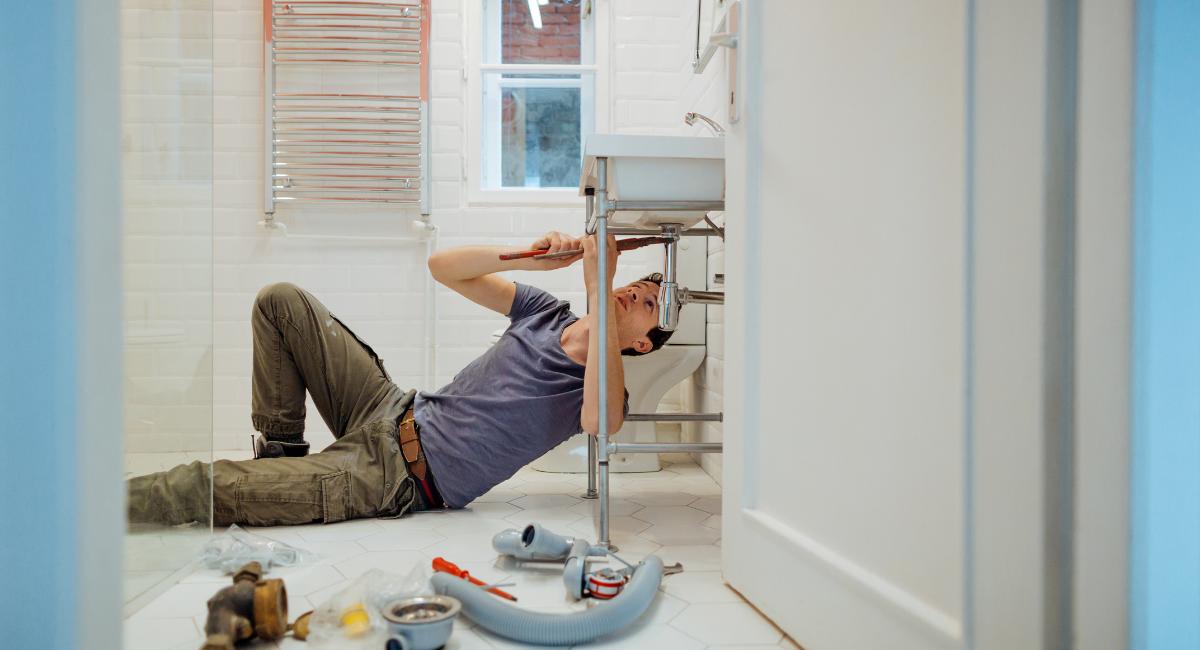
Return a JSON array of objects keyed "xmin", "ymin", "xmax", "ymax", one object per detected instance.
[{"xmin": 501, "ymin": 0, "xmax": 581, "ymax": 64}]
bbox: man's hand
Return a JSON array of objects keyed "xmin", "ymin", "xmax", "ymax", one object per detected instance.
[
  {"xmin": 526, "ymin": 231, "xmax": 583, "ymax": 270},
  {"xmin": 582, "ymin": 234, "xmax": 620, "ymax": 294}
]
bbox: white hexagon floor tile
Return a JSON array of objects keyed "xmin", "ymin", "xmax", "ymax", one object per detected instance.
[
  {"xmin": 303, "ymin": 576, "xmax": 356, "ymax": 610},
  {"xmin": 516, "ymin": 480, "xmax": 583, "ymax": 496},
  {"xmin": 425, "ymin": 532, "xmax": 502, "ymax": 562},
  {"xmin": 596, "ymin": 533, "xmax": 662, "ymax": 560},
  {"xmin": 517, "ymin": 467, "xmax": 583, "ymax": 482},
  {"xmin": 670, "ymin": 479, "xmax": 723, "ymax": 496},
  {"xmin": 567, "ymin": 497, "xmax": 644, "ymax": 517},
  {"xmin": 509, "ymin": 493, "xmax": 582, "ymax": 510},
  {"xmin": 659, "ymin": 570, "xmax": 742, "ymax": 604},
  {"xmin": 565, "ymin": 515, "xmax": 651, "ymax": 540},
  {"xmin": 432, "ymin": 516, "xmax": 516, "ymax": 537},
  {"xmin": 275, "ymin": 564, "xmax": 347, "ymax": 597},
  {"xmin": 381, "ymin": 510, "xmax": 447, "ymax": 530},
  {"xmin": 654, "ymin": 544, "xmax": 723, "ymax": 571},
  {"xmin": 627, "ymin": 491, "xmax": 701, "ymax": 507},
  {"xmin": 691, "ymin": 495, "xmax": 723, "ymax": 514},
  {"xmin": 503, "ymin": 506, "xmax": 584, "ymax": 526},
  {"xmin": 125, "ymin": 459, "xmax": 793, "ymax": 650},
  {"xmin": 332, "ymin": 549, "xmax": 426, "ymax": 580},
  {"xmin": 123, "ymin": 616, "xmax": 200, "ymax": 650},
  {"xmin": 670, "ymin": 602, "xmax": 783, "ymax": 646},
  {"xmin": 576, "ymin": 621, "xmax": 705, "ymax": 649},
  {"xmin": 358, "ymin": 528, "xmax": 446, "ymax": 551},
  {"xmin": 295, "ymin": 518, "xmax": 383, "ymax": 543},
  {"xmin": 707, "ymin": 645, "xmax": 791, "ymax": 650},
  {"xmin": 462, "ymin": 501, "xmax": 522, "ymax": 518},
  {"xmin": 633, "ymin": 505, "xmax": 711, "ymax": 526},
  {"xmin": 304, "ymin": 539, "xmax": 370, "ymax": 564},
  {"xmin": 640, "ymin": 521, "xmax": 722, "ymax": 546},
  {"xmin": 472, "ymin": 487, "xmax": 526, "ymax": 503}
]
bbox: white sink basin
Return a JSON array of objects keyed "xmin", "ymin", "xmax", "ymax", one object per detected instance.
[{"xmin": 579, "ymin": 134, "xmax": 725, "ymax": 229}]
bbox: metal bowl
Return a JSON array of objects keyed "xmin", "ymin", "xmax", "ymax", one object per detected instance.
[{"xmin": 381, "ymin": 595, "xmax": 461, "ymax": 650}]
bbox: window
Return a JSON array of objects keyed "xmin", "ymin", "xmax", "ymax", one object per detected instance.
[{"xmin": 468, "ymin": 0, "xmax": 608, "ymax": 204}]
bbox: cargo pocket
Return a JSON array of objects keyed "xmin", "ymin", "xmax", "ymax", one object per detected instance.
[
  {"xmin": 329, "ymin": 313, "xmax": 392, "ymax": 382},
  {"xmin": 233, "ymin": 471, "xmax": 352, "ymax": 526}
]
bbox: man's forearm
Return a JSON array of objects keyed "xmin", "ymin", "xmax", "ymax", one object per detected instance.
[
  {"xmin": 582, "ymin": 294, "xmax": 625, "ymax": 434},
  {"xmin": 427, "ymin": 245, "xmax": 537, "ymax": 282}
]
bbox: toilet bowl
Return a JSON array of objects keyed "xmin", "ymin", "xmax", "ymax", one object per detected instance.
[{"xmin": 489, "ymin": 329, "xmax": 705, "ymax": 473}]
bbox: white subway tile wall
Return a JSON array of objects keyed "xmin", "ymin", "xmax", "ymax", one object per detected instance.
[
  {"xmin": 674, "ymin": 2, "xmax": 729, "ymax": 485},
  {"xmin": 122, "ymin": 0, "xmax": 215, "ymax": 457},
  {"xmin": 126, "ymin": 0, "xmax": 724, "ymax": 479}
]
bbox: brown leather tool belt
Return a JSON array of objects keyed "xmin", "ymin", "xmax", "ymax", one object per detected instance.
[{"xmin": 399, "ymin": 407, "xmax": 443, "ymax": 509}]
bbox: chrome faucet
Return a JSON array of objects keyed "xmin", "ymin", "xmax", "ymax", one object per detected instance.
[{"xmin": 683, "ymin": 112, "xmax": 726, "ymax": 137}]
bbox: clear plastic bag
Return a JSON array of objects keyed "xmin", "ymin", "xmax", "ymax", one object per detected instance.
[
  {"xmin": 306, "ymin": 560, "xmax": 432, "ymax": 648},
  {"xmin": 200, "ymin": 524, "xmax": 318, "ymax": 574}
]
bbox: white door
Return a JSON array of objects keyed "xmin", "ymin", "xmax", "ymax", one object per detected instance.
[{"xmin": 721, "ymin": 2, "xmax": 1078, "ymax": 648}]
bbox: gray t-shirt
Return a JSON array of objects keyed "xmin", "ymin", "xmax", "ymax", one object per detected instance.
[{"xmin": 413, "ymin": 283, "xmax": 624, "ymax": 508}]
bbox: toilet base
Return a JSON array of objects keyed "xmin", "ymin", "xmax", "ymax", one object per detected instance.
[
  {"xmin": 533, "ymin": 430, "xmax": 662, "ymax": 474},
  {"xmin": 530, "ymin": 345, "xmax": 706, "ymax": 474}
]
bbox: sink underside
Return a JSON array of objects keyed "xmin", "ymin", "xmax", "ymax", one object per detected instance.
[{"xmin": 580, "ymin": 134, "xmax": 725, "ymax": 228}]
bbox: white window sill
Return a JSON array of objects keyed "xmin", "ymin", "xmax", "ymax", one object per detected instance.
[{"xmin": 467, "ymin": 187, "xmax": 584, "ymax": 207}]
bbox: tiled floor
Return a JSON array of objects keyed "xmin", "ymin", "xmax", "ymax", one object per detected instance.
[{"xmin": 125, "ymin": 458, "xmax": 797, "ymax": 649}]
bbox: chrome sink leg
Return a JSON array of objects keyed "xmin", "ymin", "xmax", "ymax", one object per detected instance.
[{"xmin": 582, "ymin": 434, "xmax": 598, "ymax": 499}]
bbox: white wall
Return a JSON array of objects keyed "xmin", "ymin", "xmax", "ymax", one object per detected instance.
[{"xmin": 153, "ymin": 0, "xmax": 706, "ymax": 454}]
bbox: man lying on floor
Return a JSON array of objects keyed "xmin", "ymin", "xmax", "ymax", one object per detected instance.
[{"xmin": 128, "ymin": 232, "xmax": 672, "ymax": 526}]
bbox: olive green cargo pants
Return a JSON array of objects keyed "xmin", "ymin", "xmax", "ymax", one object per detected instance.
[{"xmin": 127, "ymin": 283, "xmax": 419, "ymax": 527}]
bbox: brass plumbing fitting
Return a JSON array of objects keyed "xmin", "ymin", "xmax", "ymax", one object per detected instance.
[{"xmin": 200, "ymin": 561, "xmax": 289, "ymax": 650}]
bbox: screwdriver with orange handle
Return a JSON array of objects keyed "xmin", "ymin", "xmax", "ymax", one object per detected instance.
[
  {"xmin": 498, "ymin": 236, "xmax": 671, "ymax": 261},
  {"xmin": 431, "ymin": 556, "xmax": 518, "ymax": 602}
]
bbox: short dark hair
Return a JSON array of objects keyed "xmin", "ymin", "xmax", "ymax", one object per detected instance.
[{"xmin": 622, "ymin": 273, "xmax": 674, "ymax": 356}]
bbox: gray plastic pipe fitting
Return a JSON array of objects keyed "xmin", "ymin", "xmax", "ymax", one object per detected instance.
[{"xmin": 491, "ymin": 523, "xmax": 606, "ymax": 562}]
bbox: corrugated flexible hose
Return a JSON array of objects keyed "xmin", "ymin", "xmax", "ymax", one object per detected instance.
[{"xmin": 430, "ymin": 555, "xmax": 665, "ymax": 646}]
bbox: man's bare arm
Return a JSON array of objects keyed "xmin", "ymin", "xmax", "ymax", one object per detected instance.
[
  {"xmin": 427, "ymin": 232, "xmax": 582, "ymax": 316},
  {"xmin": 580, "ymin": 235, "xmax": 625, "ymax": 435}
]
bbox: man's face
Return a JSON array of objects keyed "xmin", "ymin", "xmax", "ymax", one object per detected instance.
[{"xmin": 612, "ymin": 280, "xmax": 661, "ymax": 354}]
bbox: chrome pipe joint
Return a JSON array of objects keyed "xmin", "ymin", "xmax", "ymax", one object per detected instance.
[
  {"xmin": 679, "ymin": 288, "xmax": 724, "ymax": 304},
  {"xmin": 658, "ymin": 224, "xmax": 682, "ymax": 332},
  {"xmin": 658, "ymin": 281, "xmax": 683, "ymax": 332}
]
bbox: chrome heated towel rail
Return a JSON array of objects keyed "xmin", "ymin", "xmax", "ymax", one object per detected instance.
[{"xmin": 263, "ymin": 0, "xmax": 430, "ymax": 215}]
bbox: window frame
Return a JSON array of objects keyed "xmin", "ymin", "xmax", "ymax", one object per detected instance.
[{"xmin": 466, "ymin": 0, "xmax": 610, "ymax": 206}]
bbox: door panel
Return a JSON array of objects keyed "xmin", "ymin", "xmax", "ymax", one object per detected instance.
[{"xmin": 723, "ymin": 3, "xmax": 966, "ymax": 648}]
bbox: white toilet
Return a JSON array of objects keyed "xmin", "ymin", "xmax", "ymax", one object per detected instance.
[
  {"xmin": 509, "ymin": 238, "xmax": 708, "ymax": 474},
  {"xmin": 536, "ymin": 344, "xmax": 705, "ymax": 472}
]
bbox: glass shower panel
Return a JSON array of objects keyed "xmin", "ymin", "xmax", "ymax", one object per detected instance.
[{"xmin": 120, "ymin": 0, "xmax": 213, "ymax": 609}]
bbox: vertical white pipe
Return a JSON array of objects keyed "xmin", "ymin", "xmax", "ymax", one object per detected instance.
[
  {"xmin": 262, "ymin": 0, "xmax": 275, "ymax": 216},
  {"xmin": 424, "ymin": 223, "xmax": 439, "ymax": 389}
]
